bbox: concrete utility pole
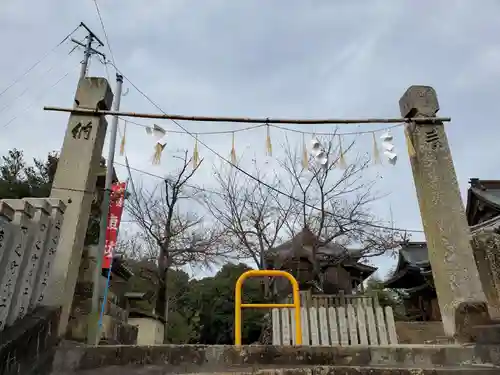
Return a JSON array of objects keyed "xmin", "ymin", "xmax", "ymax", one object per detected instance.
[
  {"xmin": 71, "ymin": 22, "xmax": 105, "ymax": 80},
  {"xmin": 88, "ymin": 73, "xmax": 123, "ymax": 345}
]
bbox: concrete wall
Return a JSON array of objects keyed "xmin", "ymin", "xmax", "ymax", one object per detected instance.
[
  {"xmin": 0, "ymin": 306, "xmax": 61, "ymax": 375},
  {"xmin": 395, "ymin": 321, "xmax": 445, "ymax": 344},
  {"xmin": 128, "ymin": 317, "xmax": 164, "ymax": 345}
]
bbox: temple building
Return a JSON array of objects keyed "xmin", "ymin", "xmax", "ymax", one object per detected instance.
[
  {"xmin": 384, "ymin": 178, "xmax": 500, "ymax": 321},
  {"xmin": 265, "ymin": 227, "xmax": 377, "ymax": 297},
  {"xmin": 466, "ymin": 178, "xmax": 500, "ymax": 228},
  {"xmin": 384, "ymin": 242, "xmax": 438, "ymax": 321}
]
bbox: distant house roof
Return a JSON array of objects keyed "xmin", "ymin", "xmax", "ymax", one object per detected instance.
[
  {"xmin": 128, "ymin": 307, "xmax": 165, "ymax": 323},
  {"xmin": 384, "ymin": 242, "xmax": 432, "ymax": 290},
  {"xmin": 101, "ymin": 255, "xmax": 134, "ymax": 281},
  {"xmin": 124, "ymin": 291, "xmax": 154, "ymax": 300},
  {"xmin": 466, "ymin": 178, "xmax": 500, "ymax": 226}
]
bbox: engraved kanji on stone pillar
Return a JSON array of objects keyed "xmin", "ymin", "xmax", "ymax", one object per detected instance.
[
  {"xmin": 7, "ymin": 199, "xmax": 51, "ymax": 324},
  {"xmin": 0, "ymin": 201, "xmax": 14, "ymax": 269},
  {"xmin": 44, "ymin": 77, "xmax": 113, "ymax": 336},
  {"xmin": 31, "ymin": 198, "xmax": 66, "ymax": 307},
  {"xmin": 400, "ymin": 85, "xmax": 490, "ymax": 341},
  {"xmin": 0, "ymin": 200, "xmax": 34, "ymax": 330},
  {"xmin": 0, "ymin": 201, "xmax": 14, "ymax": 332}
]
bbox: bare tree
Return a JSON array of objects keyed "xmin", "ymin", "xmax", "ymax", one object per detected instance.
[
  {"xmin": 114, "ymin": 234, "xmax": 157, "ymax": 262},
  {"xmin": 126, "ymin": 151, "xmax": 228, "ymax": 342},
  {"xmin": 204, "ymin": 162, "xmax": 295, "ymax": 295},
  {"xmin": 279, "ymin": 134, "xmax": 403, "ymax": 278}
]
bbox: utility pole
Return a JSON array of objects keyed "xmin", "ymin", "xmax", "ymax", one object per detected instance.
[
  {"xmin": 71, "ymin": 22, "xmax": 105, "ymax": 80},
  {"xmin": 70, "ymin": 22, "xmax": 117, "ymax": 345},
  {"xmin": 88, "ymin": 73, "xmax": 123, "ymax": 345}
]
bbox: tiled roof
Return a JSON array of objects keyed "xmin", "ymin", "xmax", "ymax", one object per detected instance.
[
  {"xmin": 399, "ymin": 242, "xmax": 430, "ymax": 267},
  {"xmin": 470, "ymin": 214, "xmax": 500, "ymax": 234},
  {"xmin": 266, "ymin": 227, "xmax": 365, "ymax": 267},
  {"xmin": 471, "ymin": 187, "xmax": 500, "ymax": 209}
]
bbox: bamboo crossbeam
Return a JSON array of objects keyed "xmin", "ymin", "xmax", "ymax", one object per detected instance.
[{"xmin": 43, "ymin": 106, "xmax": 451, "ymax": 125}]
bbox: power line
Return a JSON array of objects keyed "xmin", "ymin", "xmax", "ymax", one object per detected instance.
[
  {"xmin": 49, "ymin": 23, "xmax": 424, "ymax": 139},
  {"xmin": 270, "ymin": 123, "xmax": 403, "ymax": 136},
  {"xmin": 114, "ymin": 161, "xmax": 218, "ymax": 195},
  {"xmin": 116, "ymin": 117, "xmax": 403, "ymax": 136},
  {"xmin": 79, "ymin": 24, "xmax": 424, "ymax": 235},
  {"xmin": 0, "ymin": 45, "xmax": 76, "ymax": 116},
  {"xmin": 88, "ymin": 2, "xmax": 139, "ymax": 232},
  {"xmin": 92, "ymin": 0, "xmax": 116, "ymax": 67},
  {"xmin": 113, "ymin": 160, "xmax": 424, "ymax": 234},
  {"xmin": 91, "ymin": 0, "xmax": 117, "ymax": 85},
  {"xmin": 109, "ymin": 65, "xmax": 426, "ymax": 234},
  {"xmin": 124, "ymin": 118, "xmax": 268, "ymax": 135},
  {"xmin": 0, "ymin": 24, "xmax": 81, "ymax": 100},
  {"xmin": 71, "ymin": 9, "xmax": 442, "ymax": 130},
  {"xmin": 52, "ymin": 186, "xmax": 102, "ymax": 194},
  {"xmin": 1, "ymin": 70, "xmax": 71, "ymax": 130}
]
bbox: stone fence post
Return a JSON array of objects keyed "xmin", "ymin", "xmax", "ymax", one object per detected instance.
[
  {"xmin": 0, "ymin": 198, "xmax": 66, "ymax": 332},
  {"xmin": 31, "ymin": 198, "xmax": 66, "ymax": 307},
  {"xmin": 0, "ymin": 200, "xmax": 34, "ymax": 331}
]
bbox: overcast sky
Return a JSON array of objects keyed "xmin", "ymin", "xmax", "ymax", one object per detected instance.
[{"xmin": 1, "ymin": 1, "xmax": 499, "ymax": 279}]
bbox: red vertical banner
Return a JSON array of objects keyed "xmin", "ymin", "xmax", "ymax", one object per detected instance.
[{"xmin": 102, "ymin": 182, "xmax": 127, "ymax": 269}]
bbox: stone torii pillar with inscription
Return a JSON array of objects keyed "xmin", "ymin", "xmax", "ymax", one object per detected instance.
[
  {"xmin": 42, "ymin": 77, "xmax": 113, "ymax": 336},
  {"xmin": 400, "ymin": 86, "xmax": 490, "ymax": 341}
]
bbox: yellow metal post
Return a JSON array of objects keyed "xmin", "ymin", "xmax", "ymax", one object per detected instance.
[{"xmin": 234, "ymin": 270, "xmax": 302, "ymax": 345}]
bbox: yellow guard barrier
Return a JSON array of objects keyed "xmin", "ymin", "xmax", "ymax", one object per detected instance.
[{"xmin": 234, "ymin": 270, "xmax": 302, "ymax": 345}]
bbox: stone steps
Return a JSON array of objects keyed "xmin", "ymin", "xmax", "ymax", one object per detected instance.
[
  {"xmin": 70, "ymin": 364, "xmax": 500, "ymax": 375},
  {"xmin": 424, "ymin": 336, "xmax": 456, "ymax": 344},
  {"xmin": 473, "ymin": 324, "xmax": 500, "ymax": 344},
  {"xmin": 50, "ymin": 343, "xmax": 500, "ymax": 374}
]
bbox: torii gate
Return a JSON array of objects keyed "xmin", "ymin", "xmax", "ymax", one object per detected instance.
[{"xmin": 42, "ymin": 77, "xmax": 490, "ymax": 342}]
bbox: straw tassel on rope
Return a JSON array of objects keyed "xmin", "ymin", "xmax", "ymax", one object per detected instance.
[
  {"xmin": 193, "ymin": 134, "xmax": 200, "ymax": 168},
  {"xmin": 404, "ymin": 125, "xmax": 417, "ymax": 158},
  {"xmin": 149, "ymin": 124, "xmax": 167, "ymax": 165},
  {"xmin": 152, "ymin": 142, "xmax": 166, "ymax": 165},
  {"xmin": 372, "ymin": 132, "xmax": 381, "ymax": 165},
  {"xmin": 302, "ymin": 133, "xmax": 308, "ymax": 169},
  {"xmin": 338, "ymin": 135, "xmax": 347, "ymax": 169},
  {"xmin": 265, "ymin": 124, "xmax": 272, "ymax": 156},
  {"xmin": 119, "ymin": 120, "xmax": 127, "ymax": 156},
  {"xmin": 230, "ymin": 132, "xmax": 237, "ymax": 164}
]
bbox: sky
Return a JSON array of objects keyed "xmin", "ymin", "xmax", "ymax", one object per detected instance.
[{"xmin": 1, "ymin": 0, "xmax": 499, "ymax": 280}]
